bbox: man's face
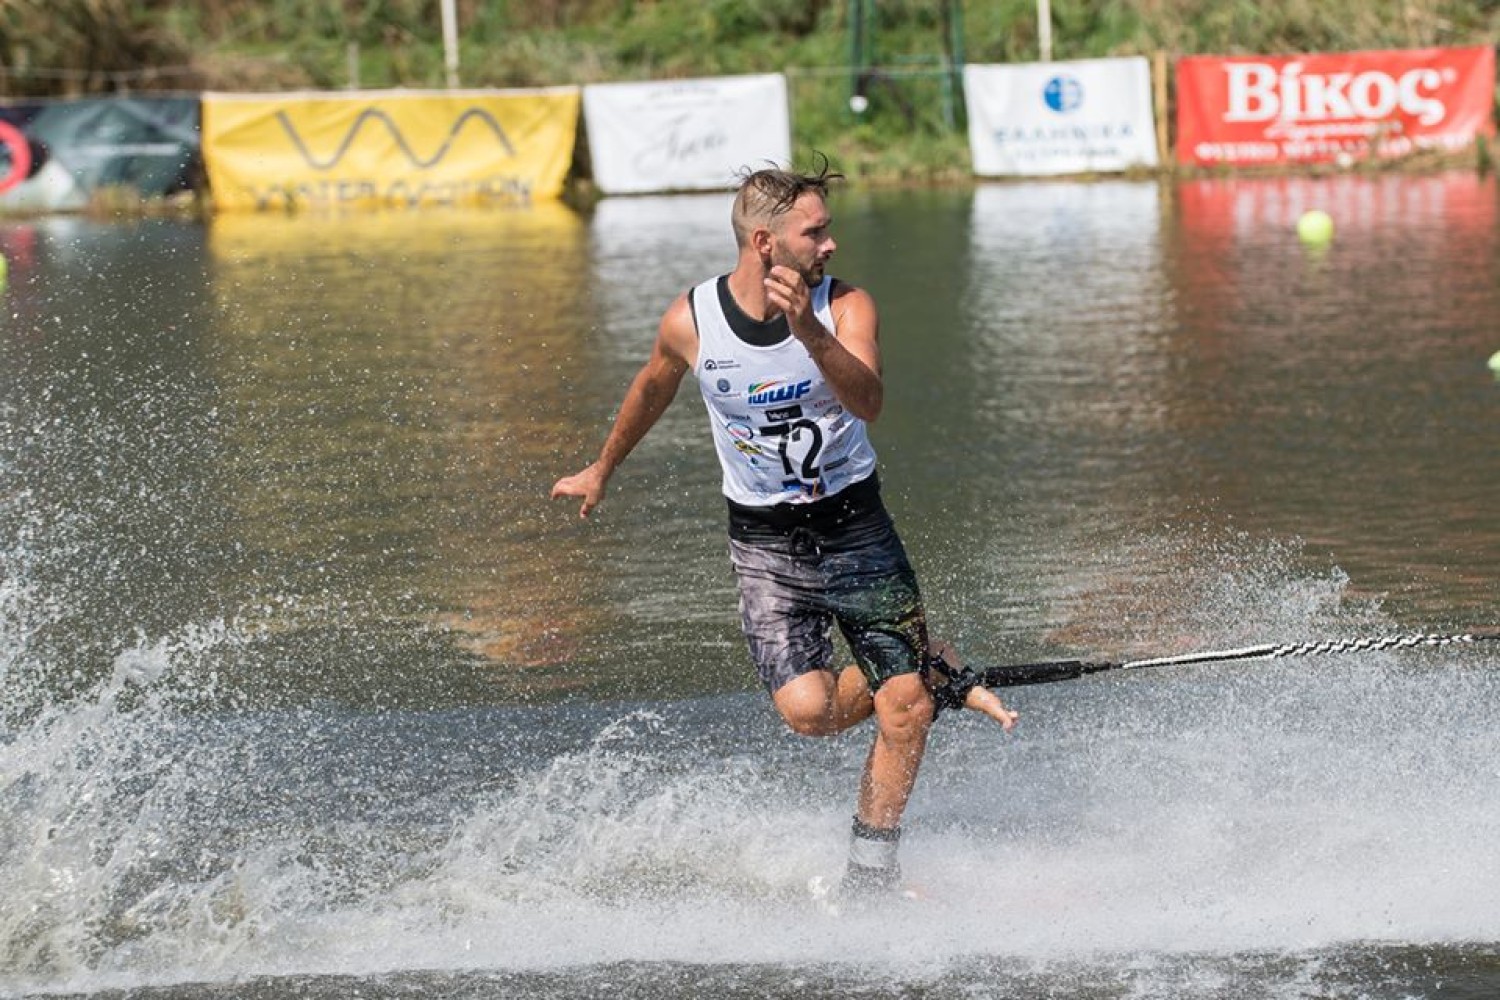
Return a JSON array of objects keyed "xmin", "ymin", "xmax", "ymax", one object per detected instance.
[{"xmin": 768, "ymin": 191, "xmax": 837, "ymax": 285}]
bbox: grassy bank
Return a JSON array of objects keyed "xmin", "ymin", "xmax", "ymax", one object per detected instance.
[{"xmin": 3, "ymin": 1, "xmax": 1499, "ymax": 183}]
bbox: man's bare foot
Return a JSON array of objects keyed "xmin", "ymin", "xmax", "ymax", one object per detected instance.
[{"xmin": 931, "ymin": 640, "xmax": 1019, "ymax": 731}]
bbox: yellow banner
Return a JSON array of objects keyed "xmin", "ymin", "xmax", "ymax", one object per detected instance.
[{"xmin": 202, "ymin": 88, "xmax": 579, "ymax": 211}]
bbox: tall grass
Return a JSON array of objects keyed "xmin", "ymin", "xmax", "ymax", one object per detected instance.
[
  {"xmin": 7, "ymin": 1, "xmax": 1499, "ymax": 98},
  {"xmin": 0, "ymin": 0, "xmax": 193, "ymax": 95},
  {"xmin": 3, "ymin": 0, "xmax": 1497, "ymax": 179}
]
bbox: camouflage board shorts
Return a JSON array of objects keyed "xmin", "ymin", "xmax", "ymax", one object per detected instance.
[{"xmin": 725, "ymin": 476, "xmax": 930, "ymax": 694}]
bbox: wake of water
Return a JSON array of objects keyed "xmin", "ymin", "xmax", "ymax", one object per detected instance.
[{"xmin": 3, "ymin": 466, "xmax": 1499, "ymax": 1000}]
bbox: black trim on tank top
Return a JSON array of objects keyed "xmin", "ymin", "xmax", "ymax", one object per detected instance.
[
  {"xmin": 726, "ymin": 472, "xmax": 883, "ymax": 538},
  {"xmin": 717, "ymin": 274, "xmax": 792, "ymax": 347}
]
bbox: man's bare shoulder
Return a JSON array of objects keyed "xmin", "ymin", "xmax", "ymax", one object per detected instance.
[
  {"xmin": 829, "ymin": 279, "xmax": 877, "ymax": 312},
  {"xmin": 657, "ymin": 290, "xmax": 698, "ymax": 366},
  {"xmin": 829, "ymin": 277, "xmax": 870, "ymax": 300},
  {"xmin": 828, "ymin": 279, "xmax": 879, "ymax": 330}
]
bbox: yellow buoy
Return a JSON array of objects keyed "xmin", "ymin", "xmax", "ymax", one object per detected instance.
[{"xmin": 1297, "ymin": 209, "xmax": 1334, "ymax": 246}]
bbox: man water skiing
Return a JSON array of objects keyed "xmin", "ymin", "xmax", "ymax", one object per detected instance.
[{"xmin": 552, "ymin": 160, "xmax": 1017, "ymax": 898}]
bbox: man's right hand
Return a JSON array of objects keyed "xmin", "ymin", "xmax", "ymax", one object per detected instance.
[{"xmin": 550, "ymin": 462, "xmax": 610, "ymax": 519}]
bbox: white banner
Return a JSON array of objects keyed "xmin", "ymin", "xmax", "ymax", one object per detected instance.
[
  {"xmin": 583, "ymin": 73, "xmax": 790, "ymax": 195},
  {"xmin": 964, "ymin": 58, "xmax": 1160, "ymax": 176}
]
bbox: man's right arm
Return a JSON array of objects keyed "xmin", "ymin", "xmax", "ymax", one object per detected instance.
[{"xmin": 550, "ymin": 295, "xmax": 696, "ymax": 518}]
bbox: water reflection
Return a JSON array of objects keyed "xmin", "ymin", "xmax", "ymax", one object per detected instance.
[
  {"xmin": 589, "ymin": 192, "xmax": 734, "ymax": 365},
  {"xmin": 4, "ymin": 176, "xmax": 1500, "ymax": 1000},
  {"xmin": 1169, "ymin": 172, "xmax": 1498, "ymax": 621},
  {"xmin": 208, "ymin": 206, "xmax": 612, "ymax": 694},
  {"xmin": 964, "ymin": 182, "xmax": 1173, "ymax": 485},
  {"xmin": 581, "ymin": 193, "xmax": 762, "ymax": 694},
  {"xmin": 947, "ymin": 173, "xmax": 1499, "ymax": 653},
  {"xmin": 3, "ymin": 173, "xmax": 1496, "ymax": 711}
]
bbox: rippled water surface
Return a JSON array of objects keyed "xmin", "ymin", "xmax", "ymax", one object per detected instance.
[{"xmin": 2, "ymin": 173, "xmax": 1498, "ymax": 999}]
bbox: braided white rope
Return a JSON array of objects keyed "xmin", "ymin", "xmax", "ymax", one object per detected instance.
[{"xmin": 1122, "ymin": 631, "xmax": 1496, "ymax": 671}]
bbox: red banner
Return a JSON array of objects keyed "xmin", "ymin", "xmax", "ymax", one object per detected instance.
[{"xmin": 1176, "ymin": 46, "xmax": 1495, "ymax": 167}]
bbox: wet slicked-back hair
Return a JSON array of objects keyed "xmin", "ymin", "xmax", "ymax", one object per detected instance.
[{"xmin": 730, "ymin": 156, "xmax": 845, "ymax": 248}]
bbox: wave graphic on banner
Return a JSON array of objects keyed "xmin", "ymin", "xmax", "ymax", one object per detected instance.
[{"xmin": 274, "ymin": 107, "xmax": 517, "ymax": 171}]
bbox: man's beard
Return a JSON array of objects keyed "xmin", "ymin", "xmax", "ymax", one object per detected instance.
[{"xmin": 771, "ymin": 246, "xmax": 821, "ymax": 285}]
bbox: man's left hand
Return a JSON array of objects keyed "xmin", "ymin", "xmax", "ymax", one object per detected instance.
[{"xmin": 764, "ymin": 265, "xmax": 818, "ymax": 340}]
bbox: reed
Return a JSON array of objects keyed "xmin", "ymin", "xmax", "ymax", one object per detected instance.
[
  {"xmin": 3, "ymin": 1, "xmax": 1496, "ymax": 182},
  {"xmin": 0, "ymin": 0, "xmax": 193, "ymax": 96},
  {"xmin": 7, "ymin": 1, "xmax": 1499, "ymax": 98}
]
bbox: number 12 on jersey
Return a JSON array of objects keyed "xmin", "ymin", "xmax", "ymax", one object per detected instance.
[{"xmin": 762, "ymin": 418, "xmax": 823, "ymax": 482}]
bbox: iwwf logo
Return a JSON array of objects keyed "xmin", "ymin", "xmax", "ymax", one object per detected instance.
[{"xmin": 748, "ymin": 379, "xmax": 812, "ymax": 407}]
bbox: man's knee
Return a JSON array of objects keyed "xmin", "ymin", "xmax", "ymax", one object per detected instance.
[
  {"xmin": 872, "ymin": 672, "xmax": 934, "ymax": 742},
  {"xmin": 773, "ymin": 671, "xmax": 842, "ymax": 737},
  {"xmin": 782, "ymin": 712, "xmax": 837, "ymax": 738}
]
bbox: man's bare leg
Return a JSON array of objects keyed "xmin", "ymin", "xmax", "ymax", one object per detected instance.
[
  {"xmin": 822, "ymin": 671, "xmax": 932, "ymax": 895},
  {"xmin": 856, "ymin": 671, "xmax": 934, "ymax": 827},
  {"xmin": 772, "ymin": 665, "xmax": 875, "ymax": 737},
  {"xmin": 772, "ymin": 644, "xmax": 1018, "ymax": 739},
  {"xmin": 775, "ymin": 651, "xmax": 1013, "ymax": 898}
]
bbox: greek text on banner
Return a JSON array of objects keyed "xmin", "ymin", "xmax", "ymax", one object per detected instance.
[
  {"xmin": 1176, "ymin": 47, "xmax": 1496, "ymax": 167},
  {"xmin": 963, "ymin": 58, "xmax": 1160, "ymax": 177},
  {"xmin": 202, "ymin": 88, "xmax": 580, "ymax": 211}
]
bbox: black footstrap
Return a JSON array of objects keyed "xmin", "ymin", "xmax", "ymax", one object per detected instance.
[{"xmin": 928, "ymin": 655, "xmax": 980, "ymax": 716}]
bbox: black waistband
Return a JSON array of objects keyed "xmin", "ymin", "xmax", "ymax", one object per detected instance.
[{"xmin": 726, "ymin": 473, "xmax": 883, "ymax": 538}]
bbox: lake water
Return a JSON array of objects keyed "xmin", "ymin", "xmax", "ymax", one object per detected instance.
[{"xmin": 2, "ymin": 172, "xmax": 1498, "ymax": 999}]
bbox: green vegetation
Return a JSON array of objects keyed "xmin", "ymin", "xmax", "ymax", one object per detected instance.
[{"xmin": 3, "ymin": 1, "xmax": 1498, "ymax": 182}]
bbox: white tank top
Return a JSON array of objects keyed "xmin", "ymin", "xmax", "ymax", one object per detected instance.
[{"xmin": 691, "ymin": 275, "xmax": 878, "ymax": 506}]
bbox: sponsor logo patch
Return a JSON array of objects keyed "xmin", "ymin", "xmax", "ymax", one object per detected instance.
[
  {"xmin": 764, "ymin": 404, "xmax": 804, "ymax": 422},
  {"xmin": 748, "ymin": 379, "xmax": 812, "ymax": 407}
]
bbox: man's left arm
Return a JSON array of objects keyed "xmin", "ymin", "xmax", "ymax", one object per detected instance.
[{"xmin": 765, "ymin": 266, "xmax": 883, "ymax": 421}]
